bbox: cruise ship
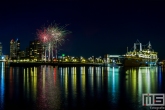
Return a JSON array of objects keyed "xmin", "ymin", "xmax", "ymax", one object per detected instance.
[{"xmin": 121, "ymin": 40, "xmax": 158, "ymax": 67}]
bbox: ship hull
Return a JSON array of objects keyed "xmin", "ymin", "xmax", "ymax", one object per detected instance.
[{"xmin": 122, "ymin": 58, "xmax": 158, "ymax": 67}]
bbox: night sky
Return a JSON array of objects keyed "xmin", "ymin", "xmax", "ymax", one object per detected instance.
[{"xmin": 0, "ymin": 1, "xmax": 165, "ymax": 60}]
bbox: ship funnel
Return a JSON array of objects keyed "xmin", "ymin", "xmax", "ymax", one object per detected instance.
[
  {"xmin": 140, "ymin": 43, "xmax": 142, "ymax": 51},
  {"xmin": 148, "ymin": 41, "xmax": 151, "ymax": 49},
  {"xmin": 134, "ymin": 43, "xmax": 136, "ymax": 51}
]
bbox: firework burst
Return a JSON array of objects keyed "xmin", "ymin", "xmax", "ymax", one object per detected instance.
[{"xmin": 37, "ymin": 22, "xmax": 70, "ymax": 61}]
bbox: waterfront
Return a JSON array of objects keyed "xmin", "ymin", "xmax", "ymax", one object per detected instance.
[{"xmin": 0, "ymin": 62, "xmax": 165, "ymax": 110}]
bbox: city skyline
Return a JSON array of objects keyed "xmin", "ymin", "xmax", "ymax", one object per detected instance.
[{"xmin": 0, "ymin": 1, "xmax": 165, "ymax": 60}]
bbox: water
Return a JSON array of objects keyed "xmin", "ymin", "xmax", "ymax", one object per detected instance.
[{"xmin": 0, "ymin": 62, "xmax": 164, "ymax": 110}]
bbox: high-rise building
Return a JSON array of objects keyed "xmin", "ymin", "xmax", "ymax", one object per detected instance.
[
  {"xmin": 27, "ymin": 40, "xmax": 42, "ymax": 61},
  {"xmin": 10, "ymin": 39, "xmax": 20, "ymax": 59},
  {"xmin": 10, "ymin": 39, "xmax": 16, "ymax": 59},
  {"xmin": 0, "ymin": 42, "xmax": 2, "ymax": 56},
  {"xmin": 16, "ymin": 39, "xmax": 20, "ymax": 55},
  {"xmin": 16, "ymin": 39, "xmax": 21, "ymax": 59}
]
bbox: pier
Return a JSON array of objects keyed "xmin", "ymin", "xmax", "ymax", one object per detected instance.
[{"xmin": 8, "ymin": 62, "xmax": 110, "ymax": 67}]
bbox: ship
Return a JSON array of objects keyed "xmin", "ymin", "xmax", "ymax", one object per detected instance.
[{"xmin": 121, "ymin": 40, "xmax": 158, "ymax": 67}]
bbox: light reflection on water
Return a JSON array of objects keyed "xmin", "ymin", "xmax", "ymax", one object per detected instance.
[
  {"xmin": 124, "ymin": 66, "xmax": 164, "ymax": 109},
  {"xmin": 107, "ymin": 67, "xmax": 119, "ymax": 106},
  {"xmin": 0, "ymin": 62, "xmax": 4, "ymax": 110},
  {"xmin": 0, "ymin": 63, "xmax": 164, "ymax": 110}
]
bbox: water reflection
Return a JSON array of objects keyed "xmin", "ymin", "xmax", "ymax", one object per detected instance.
[
  {"xmin": 9, "ymin": 67, "xmax": 13, "ymax": 101},
  {"xmin": 22, "ymin": 67, "xmax": 37, "ymax": 104},
  {"xmin": 95, "ymin": 66, "xmax": 101, "ymax": 93},
  {"xmin": 107, "ymin": 67, "xmax": 119, "ymax": 105},
  {"xmin": 0, "ymin": 62, "xmax": 4, "ymax": 109},
  {"xmin": 88, "ymin": 66, "xmax": 94, "ymax": 98},
  {"xmin": 124, "ymin": 66, "xmax": 161, "ymax": 109},
  {"xmin": 80, "ymin": 66, "xmax": 86, "ymax": 107},
  {"xmin": 0, "ymin": 65, "xmax": 164, "ymax": 110},
  {"xmin": 71, "ymin": 67, "xmax": 77, "ymax": 108},
  {"xmin": 36, "ymin": 66, "xmax": 61, "ymax": 110}
]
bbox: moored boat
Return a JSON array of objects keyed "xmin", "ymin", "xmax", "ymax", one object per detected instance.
[{"xmin": 121, "ymin": 40, "xmax": 158, "ymax": 67}]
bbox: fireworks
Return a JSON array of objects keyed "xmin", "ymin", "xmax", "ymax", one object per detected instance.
[{"xmin": 37, "ymin": 22, "xmax": 70, "ymax": 61}]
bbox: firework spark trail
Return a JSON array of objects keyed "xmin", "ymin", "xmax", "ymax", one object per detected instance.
[
  {"xmin": 37, "ymin": 22, "xmax": 70, "ymax": 61},
  {"xmin": 37, "ymin": 28, "xmax": 50, "ymax": 61}
]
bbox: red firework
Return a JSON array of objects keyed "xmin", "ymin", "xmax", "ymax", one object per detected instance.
[{"xmin": 37, "ymin": 28, "xmax": 50, "ymax": 44}]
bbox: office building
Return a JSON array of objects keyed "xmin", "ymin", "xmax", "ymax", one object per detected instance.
[
  {"xmin": 27, "ymin": 40, "xmax": 42, "ymax": 61},
  {"xmin": 10, "ymin": 39, "xmax": 20, "ymax": 59}
]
